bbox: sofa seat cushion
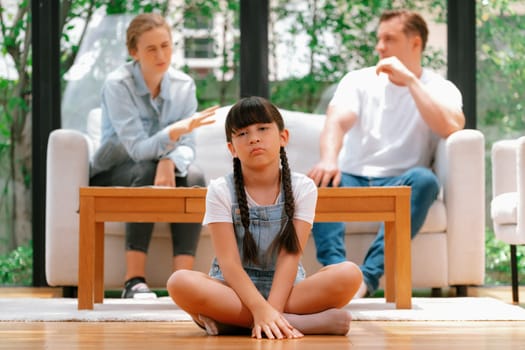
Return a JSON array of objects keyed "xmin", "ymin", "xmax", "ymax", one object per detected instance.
[{"xmin": 491, "ymin": 192, "xmax": 518, "ymax": 225}]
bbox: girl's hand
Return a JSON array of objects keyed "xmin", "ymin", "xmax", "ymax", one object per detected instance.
[
  {"xmin": 251, "ymin": 304, "xmax": 303, "ymax": 340},
  {"xmin": 168, "ymin": 105, "xmax": 219, "ymax": 141}
]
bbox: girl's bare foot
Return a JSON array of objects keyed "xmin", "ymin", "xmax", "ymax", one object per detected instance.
[
  {"xmin": 198, "ymin": 314, "xmax": 219, "ymax": 335},
  {"xmin": 285, "ymin": 309, "xmax": 352, "ymax": 335},
  {"xmin": 196, "ymin": 314, "xmax": 251, "ymax": 336}
]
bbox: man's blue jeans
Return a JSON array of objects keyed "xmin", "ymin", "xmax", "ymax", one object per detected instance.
[{"xmin": 312, "ymin": 167, "xmax": 439, "ymax": 294}]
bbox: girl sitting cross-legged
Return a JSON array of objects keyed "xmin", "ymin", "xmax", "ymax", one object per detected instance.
[{"xmin": 167, "ymin": 96, "xmax": 363, "ymax": 339}]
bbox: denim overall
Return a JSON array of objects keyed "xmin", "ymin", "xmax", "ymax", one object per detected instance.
[{"xmin": 209, "ymin": 174, "xmax": 305, "ymax": 299}]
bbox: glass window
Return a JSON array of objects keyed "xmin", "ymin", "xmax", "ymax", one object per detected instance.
[{"xmin": 184, "ymin": 37, "xmax": 215, "ymax": 58}]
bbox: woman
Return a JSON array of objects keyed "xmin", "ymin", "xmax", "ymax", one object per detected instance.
[{"xmin": 90, "ymin": 13, "xmax": 217, "ymax": 299}]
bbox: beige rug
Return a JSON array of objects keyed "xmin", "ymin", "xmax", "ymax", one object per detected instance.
[{"xmin": 1, "ymin": 297, "xmax": 524, "ymax": 322}]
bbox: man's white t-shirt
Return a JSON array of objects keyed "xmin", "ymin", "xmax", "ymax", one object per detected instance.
[
  {"xmin": 203, "ymin": 172, "xmax": 317, "ymax": 226},
  {"xmin": 329, "ymin": 66, "xmax": 463, "ymax": 177}
]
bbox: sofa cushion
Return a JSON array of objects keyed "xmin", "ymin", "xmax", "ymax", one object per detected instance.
[
  {"xmin": 193, "ymin": 106, "xmax": 326, "ymax": 182},
  {"xmin": 193, "ymin": 107, "xmax": 232, "ymax": 183},
  {"xmin": 277, "ymin": 109, "xmax": 325, "ymax": 175},
  {"xmin": 491, "ymin": 192, "xmax": 518, "ymax": 225},
  {"xmin": 420, "ymin": 199, "xmax": 447, "ymax": 232}
]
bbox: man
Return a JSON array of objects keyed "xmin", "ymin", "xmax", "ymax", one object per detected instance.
[{"xmin": 308, "ymin": 10, "xmax": 465, "ymax": 298}]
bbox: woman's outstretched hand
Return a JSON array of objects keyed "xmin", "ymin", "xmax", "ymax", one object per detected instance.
[
  {"xmin": 168, "ymin": 105, "xmax": 220, "ymax": 141},
  {"xmin": 251, "ymin": 304, "xmax": 303, "ymax": 340},
  {"xmin": 188, "ymin": 105, "xmax": 220, "ymax": 131}
]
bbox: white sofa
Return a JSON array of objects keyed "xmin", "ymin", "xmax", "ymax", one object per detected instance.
[
  {"xmin": 46, "ymin": 106, "xmax": 486, "ymax": 294},
  {"xmin": 491, "ymin": 136, "xmax": 525, "ymax": 303}
]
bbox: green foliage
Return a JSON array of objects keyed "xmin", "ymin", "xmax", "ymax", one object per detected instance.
[
  {"xmin": 477, "ymin": 1, "xmax": 525, "ymax": 134},
  {"xmin": 191, "ymin": 72, "xmax": 238, "ymax": 108},
  {"xmin": 0, "ymin": 242, "xmax": 32, "ymax": 285},
  {"xmin": 0, "ymin": 2, "xmax": 32, "ymax": 253},
  {"xmin": 178, "ymin": 0, "xmax": 240, "ymax": 106},
  {"xmin": 268, "ymin": 0, "xmax": 446, "ymax": 111},
  {"xmin": 485, "ymin": 228, "xmax": 524, "ymax": 285},
  {"xmin": 103, "ymin": 0, "xmax": 166, "ymax": 14},
  {"xmin": 271, "ymin": 75, "xmax": 332, "ymax": 112}
]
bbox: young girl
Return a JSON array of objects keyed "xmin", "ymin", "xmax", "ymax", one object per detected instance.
[
  {"xmin": 167, "ymin": 96, "xmax": 362, "ymax": 339},
  {"xmin": 90, "ymin": 13, "xmax": 218, "ymax": 299}
]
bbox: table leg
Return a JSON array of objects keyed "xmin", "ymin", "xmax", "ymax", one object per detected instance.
[
  {"xmin": 94, "ymin": 222, "xmax": 104, "ymax": 303},
  {"xmin": 384, "ymin": 221, "xmax": 395, "ymax": 303},
  {"xmin": 78, "ymin": 196, "xmax": 95, "ymax": 310},
  {"xmin": 395, "ymin": 194, "xmax": 412, "ymax": 309}
]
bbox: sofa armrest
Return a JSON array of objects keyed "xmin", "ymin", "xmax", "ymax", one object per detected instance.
[
  {"xmin": 434, "ymin": 129, "xmax": 485, "ymax": 285},
  {"xmin": 45, "ymin": 129, "xmax": 92, "ymax": 286},
  {"xmin": 492, "ymin": 138, "xmax": 520, "ymax": 197}
]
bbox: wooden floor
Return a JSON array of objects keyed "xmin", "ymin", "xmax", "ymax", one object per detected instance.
[{"xmin": 1, "ymin": 286, "xmax": 524, "ymax": 349}]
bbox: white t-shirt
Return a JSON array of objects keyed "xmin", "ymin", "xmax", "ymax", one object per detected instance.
[
  {"xmin": 330, "ymin": 66, "xmax": 463, "ymax": 177},
  {"xmin": 203, "ymin": 172, "xmax": 318, "ymax": 225}
]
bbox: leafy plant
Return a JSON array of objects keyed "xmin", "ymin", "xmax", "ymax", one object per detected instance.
[
  {"xmin": 0, "ymin": 242, "xmax": 32, "ymax": 285},
  {"xmin": 477, "ymin": 1, "xmax": 525, "ymax": 134},
  {"xmin": 485, "ymin": 228, "xmax": 524, "ymax": 285}
]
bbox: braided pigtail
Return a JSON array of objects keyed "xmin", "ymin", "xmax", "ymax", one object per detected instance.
[
  {"xmin": 233, "ymin": 157, "xmax": 258, "ymax": 264},
  {"xmin": 267, "ymin": 147, "xmax": 301, "ymax": 260}
]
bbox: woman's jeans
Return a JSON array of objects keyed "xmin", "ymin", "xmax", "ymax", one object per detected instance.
[
  {"xmin": 312, "ymin": 166, "xmax": 439, "ymax": 294},
  {"xmin": 90, "ymin": 159, "xmax": 205, "ymax": 256}
]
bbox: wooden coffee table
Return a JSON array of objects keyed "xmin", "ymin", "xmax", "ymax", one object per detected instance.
[{"xmin": 78, "ymin": 186, "xmax": 411, "ymax": 310}]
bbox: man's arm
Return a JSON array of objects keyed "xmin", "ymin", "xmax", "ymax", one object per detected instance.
[
  {"xmin": 376, "ymin": 56, "xmax": 465, "ymax": 138},
  {"xmin": 407, "ymin": 78, "xmax": 465, "ymax": 138},
  {"xmin": 308, "ymin": 105, "xmax": 356, "ymax": 187}
]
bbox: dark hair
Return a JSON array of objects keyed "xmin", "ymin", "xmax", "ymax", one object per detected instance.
[
  {"xmin": 225, "ymin": 96, "xmax": 300, "ymax": 265},
  {"xmin": 380, "ymin": 9, "xmax": 428, "ymax": 51}
]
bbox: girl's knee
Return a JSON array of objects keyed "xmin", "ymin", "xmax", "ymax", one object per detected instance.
[
  {"xmin": 323, "ymin": 262, "xmax": 362, "ymax": 306},
  {"xmin": 167, "ymin": 270, "xmax": 205, "ymax": 311},
  {"xmin": 333, "ymin": 261, "xmax": 363, "ymax": 291},
  {"xmin": 342, "ymin": 261, "xmax": 363, "ymax": 283},
  {"xmin": 167, "ymin": 269, "xmax": 194, "ymax": 294}
]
